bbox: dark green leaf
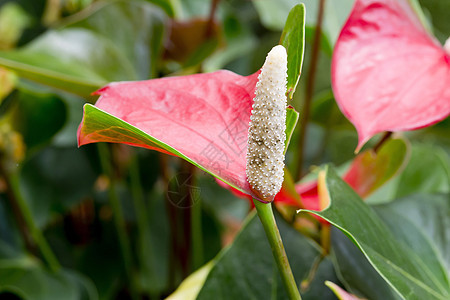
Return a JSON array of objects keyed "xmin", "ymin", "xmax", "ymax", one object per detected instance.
[
  {"xmin": 193, "ymin": 212, "xmax": 339, "ymax": 299},
  {"xmin": 301, "ymin": 166, "xmax": 450, "ymax": 300},
  {"xmin": 418, "ymin": 0, "xmax": 450, "ymax": 43},
  {"xmin": 0, "ymin": 258, "xmax": 98, "ymax": 300},
  {"xmin": 12, "ymin": 86, "xmax": 66, "ymax": 150},
  {"xmin": 20, "ymin": 146, "xmax": 98, "ymax": 227},
  {"xmin": 374, "ymin": 193, "xmax": 450, "ymax": 277},
  {"xmin": 331, "ymin": 228, "xmax": 401, "ymax": 300}
]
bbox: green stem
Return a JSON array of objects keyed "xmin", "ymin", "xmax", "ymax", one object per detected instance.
[
  {"xmin": 8, "ymin": 172, "xmax": 61, "ymax": 272},
  {"xmin": 97, "ymin": 144, "xmax": 137, "ymax": 299},
  {"xmin": 253, "ymin": 199, "xmax": 302, "ymax": 300}
]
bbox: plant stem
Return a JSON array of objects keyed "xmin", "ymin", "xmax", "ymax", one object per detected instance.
[
  {"xmin": 97, "ymin": 144, "xmax": 137, "ymax": 299},
  {"xmin": 373, "ymin": 132, "xmax": 392, "ymax": 153},
  {"xmin": 253, "ymin": 199, "xmax": 302, "ymax": 300},
  {"xmin": 1, "ymin": 165, "xmax": 60, "ymax": 272},
  {"xmin": 205, "ymin": 0, "xmax": 220, "ymax": 38},
  {"xmin": 296, "ymin": 0, "xmax": 326, "ymax": 180}
]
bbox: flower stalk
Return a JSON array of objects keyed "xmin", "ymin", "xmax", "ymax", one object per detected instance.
[
  {"xmin": 253, "ymin": 199, "xmax": 301, "ymax": 300},
  {"xmin": 247, "ymin": 45, "xmax": 301, "ymax": 300}
]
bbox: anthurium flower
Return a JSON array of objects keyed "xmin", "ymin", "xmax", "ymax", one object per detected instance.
[
  {"xmin": 332, "ymin": 0, "xmax": 450, "ymax": 151},
  {"xmin": 78, "ymin": 46, "xmax": 299, "ymax": 202}
]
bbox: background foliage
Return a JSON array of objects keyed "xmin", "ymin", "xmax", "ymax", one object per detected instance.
[{"xmin": 0, "ymin": 0, "xmax": 448, "ymax": 299}]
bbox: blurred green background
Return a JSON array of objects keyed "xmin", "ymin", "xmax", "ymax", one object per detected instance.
[{"xmin": 0, "ymin": 0, "xmax": 448, "ymax": 299}]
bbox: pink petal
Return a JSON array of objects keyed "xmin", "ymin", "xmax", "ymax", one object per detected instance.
[
  {"xmin": 332, "ymin": 0, "xmax": 450, "ymax": 150},
  {"xmin": 78, "ymin": 70, "xmax": 260, "ymax": 196}
]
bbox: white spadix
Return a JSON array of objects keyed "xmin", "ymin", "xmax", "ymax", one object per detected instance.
[{"xmin": 246, "ymin": 45, "xmax": 288, "ymax": 201}]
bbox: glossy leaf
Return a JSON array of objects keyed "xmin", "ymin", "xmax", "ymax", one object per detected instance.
[
  {"xmin": 331, "ymin": 228, "xmax": 401, "ymax": 300},
  {"xmin": 280, "ymin": 4, "xmax": 305, "ymax": 98},
  {"xmin": 332, "ymin": 0, "xmax": 450, "ymax": 150},
  {"xmin": 332, "ymin": 193, "xmax": 450, "ymax": 300},
  {"xmin": 300, "ymin": 166, "xmax": 450, "ymax": 300},
  {"xmin": 374, "ymin": 193, "xmax": 450, "ymax": 276},
  {"xmin": 78, "ymin": 70, "xmax": 299, "ymax": 200},
  {"xmin": 173, "ymin": 212, "xmax": 339, "ymax": 299},
  {"xmin": 0, "ymin": 1, "xmax": 167, "ymax": 97}
]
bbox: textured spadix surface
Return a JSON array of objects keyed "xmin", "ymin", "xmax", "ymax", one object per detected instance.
[
  {"xmin": 246, "ymin": 45, "xmax": 288, "ymax": 200},
  {"xmin": 332, "ymin": 0, "xmax": 450, "ymax": 151}
]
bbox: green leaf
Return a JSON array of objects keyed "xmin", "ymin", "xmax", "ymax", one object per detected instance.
[
  {"xmin": 0, "ymin": 258, "xmax": 98, "ymax": 300},
  {"xmin": 418, "ymin": 0, "xmax": 450, "ymax": 43},
  {"xmin": 170, "ymin": 212, "xmax": 339, "ymax": 299},
  {"xmin": 280, "ymin": 4, "xmax": 305, "ymax": 99},
  {"xmin": 300, "ymin": 166, "xmax": 450, "ymax": 300},
  {"xmin": 11, "ymin": 86, "xmax": 67, "ymax": 150},
  {"xmin": 332, "ymin": 193, "xmax": 450, "ymax": 300},
  {"xmin": 0, "ymin": 1, "xmax": 167, "ymax": 98},
  {"xmin": 19, "ymin": 146, "xmax": 99, "ymax": 228},
  {"xmin": 374, "ymin": 193, "xmax": 450, "ymax": 279},
  {"xmin": 366, "ymin": 144, "xmax": 450, "ymax": 204},
  {"xmin": 331, "ymin": 228, "xmax": 401, "ymax": 300},
  {"xmin": 253, "ymin": 0, "xmax": 354, "ymax": 46},
  {"xmin": 79, "ymin": 104, "xmax": 299, "ymax": 195},
  {"xmin": 394, "ymin": 144, "xmax": 450, "ymax": 198}
]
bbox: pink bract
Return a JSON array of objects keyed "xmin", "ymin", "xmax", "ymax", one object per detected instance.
[
  {"xmin": 78, "ymin": 70, "xmax": 261, "ymax": 198},
  {"xmin": 332, "ymin": 0, "xmax": 450, "ymax": 151}
]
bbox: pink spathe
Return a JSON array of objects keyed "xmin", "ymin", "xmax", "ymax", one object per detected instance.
[
  {"xmin": 78, "ymin": 70, "xmax": 260, "ymax": 198},
  {"xmin": 332, "ymin": 0, "xmax": 450, "ymax": 151}
]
